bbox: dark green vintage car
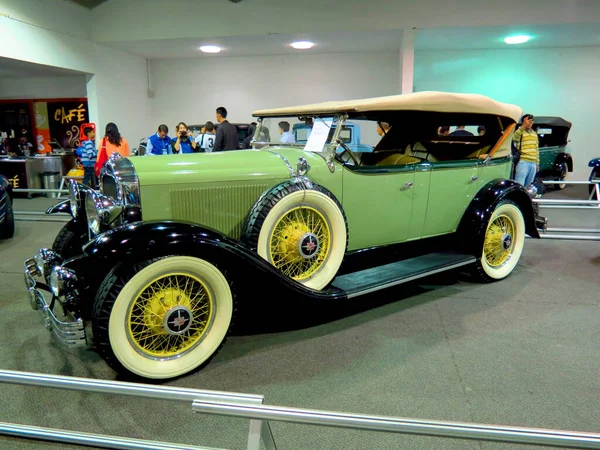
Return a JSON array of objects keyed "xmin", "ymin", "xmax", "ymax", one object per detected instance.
[
  {"xmin": 24, "ymin": 92, "xmax": 546, "ymax": 381},
  {"xmin": 532, "ymin": 116, "xmax": 573, "ymax": 190}
]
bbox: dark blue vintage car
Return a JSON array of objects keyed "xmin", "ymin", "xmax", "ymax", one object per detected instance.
[
  {"xmin": 589, "ymin": 158, "xmax": 600, "ymax": 200},
  {"xmin": 0, "ymin": 174, "xmax": 15, "ymax": 239}
]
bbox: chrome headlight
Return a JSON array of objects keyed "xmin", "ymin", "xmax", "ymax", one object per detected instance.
[
  {"xmin": 50, "ymin": 266, "xmax": 78, "ymax": 297},
  {"xmin": 86, "ymin": 190, "xmax": 123, "ymax": 235},
  {"xmin": 68, "ymin": 178, "xmax": 81, "ymax": 218},
  {"xmin": 101, "ymin": 156, "xmax": 141, "ymax": 208}
]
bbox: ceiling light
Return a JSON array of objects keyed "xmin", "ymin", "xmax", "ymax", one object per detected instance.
[
  {"xmin": 504, "ymin": 35, "xmax": 531, "ymax": 45},
  {"xmin": 199, "ymin": 45, "xmax": 222, "ymax": 53},
  {"xmin": 290, "ymin": 41, "xmax": 315, "ymax": 50}
]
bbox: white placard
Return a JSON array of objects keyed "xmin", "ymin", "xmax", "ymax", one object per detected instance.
[{"xmin": 303, "ymin": 118, "xmax": 333, "ymax": 152}]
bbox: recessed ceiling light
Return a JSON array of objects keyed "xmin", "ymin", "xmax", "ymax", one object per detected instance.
[
  {"xmin": 199, "ymin": 45, "xmax": 222, "ymax": 53},
  {"xmin": 290, "ymin": 41, "xmax": 315, "ymax": 50},
  {"xmin": 504, "ymin": 35, "xmax": 531, "ymax": 45}
]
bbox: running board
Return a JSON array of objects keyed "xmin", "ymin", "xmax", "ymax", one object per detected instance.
[{"xmin": 331, "ymin": 252, "xmax": 476, "ymax": 298}]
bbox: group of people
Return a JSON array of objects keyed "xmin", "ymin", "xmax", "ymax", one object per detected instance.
[
  {"xmin": 146, "ymin": 107, "xmax": 240, "ymax": 156},
  {"xmin": 75, "ymin": 106, "xmax": 240, "ymax": 186}
]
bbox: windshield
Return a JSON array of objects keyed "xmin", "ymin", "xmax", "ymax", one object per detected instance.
[
  {"xmin": 253, "ymin": 115, "xmax": 387, "ymax": 154},
  {"xmin": 253, "ymin": 115, "xmax": 342, "ymax": 149}
]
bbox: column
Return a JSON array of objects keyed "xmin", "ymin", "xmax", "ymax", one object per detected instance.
[{"xmin": 399, "ymin": 28, "xmax": 415, "ymax": 94}]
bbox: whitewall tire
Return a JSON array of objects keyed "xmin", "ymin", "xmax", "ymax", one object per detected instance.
[{"xmin": 94, "ymin": 256, "xmax": 234, "ymax": 380}]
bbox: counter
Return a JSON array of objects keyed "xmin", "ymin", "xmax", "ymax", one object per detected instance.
[{"xmin": 0, "ymin": 153, "xmax": 77, "ymax": 196}]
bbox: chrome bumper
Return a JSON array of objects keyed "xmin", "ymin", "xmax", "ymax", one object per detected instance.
[{"xmin": 23, "ymin": 251, "xmax": 87, "ymax": 348}]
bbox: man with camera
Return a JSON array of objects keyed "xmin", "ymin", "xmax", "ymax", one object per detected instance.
[{"xmin": 172, "ymin": 122, "xmax": 197, "ymax": 154}]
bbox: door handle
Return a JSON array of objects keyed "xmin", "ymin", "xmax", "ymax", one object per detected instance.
[
  {"xmin": 470, "ymin": 176, "xmax": 478, "ymax": 182},
  {"xmin": 402, "ymin": 182, "xmax": 414, "ymax": 190}
]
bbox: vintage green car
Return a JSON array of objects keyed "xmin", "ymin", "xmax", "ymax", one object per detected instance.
[{"xmin": 24, "ymin": 92, "xmax": 545, "ymax": 381}]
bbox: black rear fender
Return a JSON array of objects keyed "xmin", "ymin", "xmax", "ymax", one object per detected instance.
[
  {"xmin": 553, "ymin": 153, "xmax": 573, "ymax": 175},
  {"xmin": 458, "ymin": 179, "xmax": 540, "ymax": 255}
]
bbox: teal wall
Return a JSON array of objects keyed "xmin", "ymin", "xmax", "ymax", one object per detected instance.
[{"xmin": 414, "ymin": 47, "xmax": 600, "ymax": 178}]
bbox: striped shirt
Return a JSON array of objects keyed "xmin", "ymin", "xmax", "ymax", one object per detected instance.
[
  {"xmin": 513, "ymin": 128, "xmax": 539, "ymax": 163},
  {"xmin": 77, "ymin": 140, "xmax": 97, "ymax": 167}
]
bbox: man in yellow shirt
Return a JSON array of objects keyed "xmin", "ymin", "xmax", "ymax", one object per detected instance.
[{"xmin": 512, "ymin": 113, "xmax": 539, "ymax": 187}]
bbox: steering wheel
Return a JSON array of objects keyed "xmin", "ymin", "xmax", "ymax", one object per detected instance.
[{"xmin": 335, "ymin": 139, "xmax": 360, "ymax": 166}]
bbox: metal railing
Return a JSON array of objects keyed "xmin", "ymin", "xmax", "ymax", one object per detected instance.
[
  {"xmin": 13, "ymin": 188, "xmax": 69, "ymax": 194},
  {"xmin": 1, "ymin": 370, "xmax": 600, "ymax": 449},
  {"xmin": 0, "ymin": 370, "xmax": 275, "ymax": 450},
  {"xmin": 530, "ymin": 179, "xmax": 600, "ymax": 241},
  {"xmin": 534, "ymin": 180, "xmax": 600, "ymax": 210}
]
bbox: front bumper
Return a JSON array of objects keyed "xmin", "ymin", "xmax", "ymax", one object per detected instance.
[{"xmin": 23, "ymin": 250, "xmax": 87, "ymax": 348}]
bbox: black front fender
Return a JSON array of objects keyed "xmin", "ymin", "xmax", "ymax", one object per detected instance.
[
  {"xmin": 79, "ymin": 221, "xmax": 346, "ymax": 301},
  {"xmin": 47, "ymin": 199, "xmax": 72, "ymax": 216},
  {"xmin": 458, "ymin": 179, "xmax": 540, "ymax": 255}
]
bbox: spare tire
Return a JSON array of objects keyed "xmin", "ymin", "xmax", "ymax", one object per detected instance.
[{"xmin": 242, "ymin": 181, "xmax": 348, "ymax": 290}]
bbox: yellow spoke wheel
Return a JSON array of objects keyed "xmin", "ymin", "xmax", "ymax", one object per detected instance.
[
  {"xmin": 268, "ymin": 206, "xmax": 331, "ymax": 281},
  {"xmin": 127, "ymin": 273, "xmax": 213, "ymax": 359},
  {"xmin": 476, "ymin": 202, "xmax": 525, "ymax": 281},
  {"xmin": 483, "ymin": 215, "xmax": 515, "ymax": 267}
]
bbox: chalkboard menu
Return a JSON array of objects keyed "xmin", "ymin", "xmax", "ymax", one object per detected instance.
[{"xmin": 47, "ymin": 101, "xmax": 89, "ymax": 149}]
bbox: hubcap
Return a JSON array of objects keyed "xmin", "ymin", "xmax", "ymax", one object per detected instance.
[
  {"xmin": 297, "ymin": 233, "xmax": 320, "ymax": 259},
  {"xmin": 163, "ymin": 306, "xmax": 193, "ymax": 335},
  {"xmin": 502, "ymin": 233, "xmax": 513, "ymax": 250}
]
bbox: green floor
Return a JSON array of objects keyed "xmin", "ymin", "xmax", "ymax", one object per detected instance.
[{"xmin": 0, "ymin": 185, "xmax": 598, "ymax": 449}]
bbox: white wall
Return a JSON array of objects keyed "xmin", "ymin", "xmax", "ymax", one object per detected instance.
[
  {"xmin": 149, "ymin": 51, "xmax": 400, "ymax": 131},
  {"xmin": 414, "ymin": 47, "xmax": 600, "ymax": 178},
  {"xmin": 88, "ymin": 45, "xmax": 151, "ymax": 147},
  {"xmin": 0, "ymin": 3, "xmax": 151, "ymax": 148},
  {"xmin": 0, "ymin": 76, "xmax": 87, "ymax": 99}
]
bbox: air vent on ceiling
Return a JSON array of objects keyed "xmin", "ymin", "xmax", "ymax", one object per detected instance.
[{"xmin": 67, "ymin": 0, "xmax": 111, "ymax": 9}]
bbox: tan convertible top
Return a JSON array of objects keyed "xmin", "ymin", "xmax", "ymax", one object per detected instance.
[{"xmin": 253, "ymin": 91, "xmax": 523, "ymax": 122}]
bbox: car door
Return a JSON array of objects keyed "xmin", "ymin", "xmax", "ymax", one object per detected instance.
[
  {"xmin": 421, "ymin": 159, "xmax": 481, "ymax": 237},
  {"xmin": 341, "ymin": 163, "xmax": 417, "ymax": 251}
]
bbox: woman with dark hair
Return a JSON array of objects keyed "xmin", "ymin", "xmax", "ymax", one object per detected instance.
[
  {"xmin": 172, "ymin": 122, "xmax": 197, "ymax": 154},
  {"xmin": 100, "ymin": 122, "xmax": 130, "ymax": 158}
]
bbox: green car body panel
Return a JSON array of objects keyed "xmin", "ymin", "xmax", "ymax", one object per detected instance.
[
  {"xmin": 129, "ymin": 148, "xmax": 343, "ymax": 241},
  {"xmin": 539, "ymin": 146, "xmax": 567, "ymax": 173},
  {"xmin": 128, "ymin": 146, "xmax": 512, "ymax": 252}
]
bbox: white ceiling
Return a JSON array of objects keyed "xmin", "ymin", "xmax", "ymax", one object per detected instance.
[
  {"xmin": 0, "ymin": 57, "xmax": 88, "ymax": 79},
  {"xmin": 105, "ymin": 30, "xmax": 405, "ymax": 60},
  {"xmin": 102, "ymin": 22, "xmax": 600, "ymax": 60},
  {"xmin": 90, "ymin": 0, "xmax": 600, "ymax": 46}
]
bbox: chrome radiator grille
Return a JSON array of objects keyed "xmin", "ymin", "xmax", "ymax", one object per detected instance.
[{"xmin": 171, "ymin": 184, "xmax": 270, "ymax": 239}]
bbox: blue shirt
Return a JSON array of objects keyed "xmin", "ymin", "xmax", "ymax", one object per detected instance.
[
  {"xmin": 146, "ymin": 133, "xmax": 172, "ymax": 155},
  {"xmin": 280, "ymin": 131, "xmax": 295, "ymax": 143},
  {"xmin": 172, "ymin": 137, "xmax": 195, "ymax": 154},
  {"xmin": 76, "ymin": 139, "xmax": 97, "ymax": 167}
]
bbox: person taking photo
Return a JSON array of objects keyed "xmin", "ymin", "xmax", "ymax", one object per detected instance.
[{"xmin": 172, "ymin": 122, "xmax": 197, "ymax": 154}]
